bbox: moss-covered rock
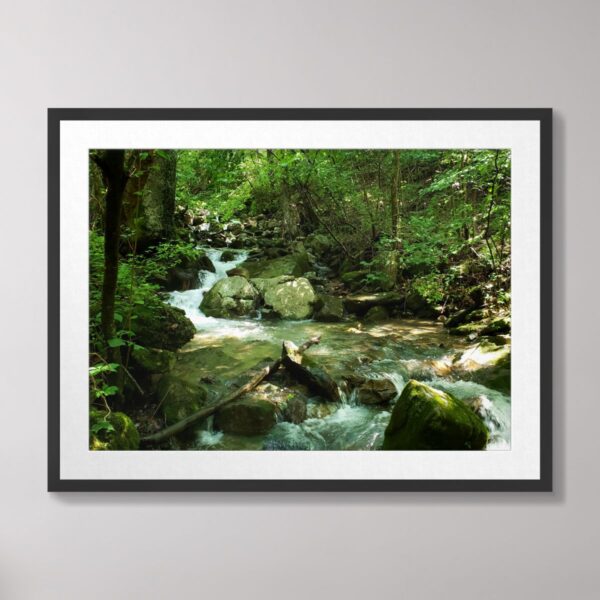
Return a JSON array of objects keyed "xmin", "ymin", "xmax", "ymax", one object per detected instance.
[
  {"xmin": 200, "ymin": 276, "xmax": 260, "ymax": 318},
  {"xmin": 480, "ymin": 316, "xmax": 511, "ymax": 336},
  {"xmin": 313, "ymin": 294, "xmax": 344, "ymax": 322},
  {"xmin": 363, "ymin": 305, "xmax": 390, "ymax": 322},
  {"xmin": 90, "ymin": 409, "xmax": 140, "ymax": 450},
  {"xmin": 131, "ymin": 346, "xmax": 176, "ymax": 374},
  {"xmin": 382, "ymin": 380, "xmax": 489, "ymax": 450},
  {"xmin": 156, "ymin": 374, "xmax": 209, "ymax": 426},
  {"xmin": 220, "ymin": 249, "xmax": 237, "ymax": 262},
  {"xmin": 215, "ymin": 399, "xmax": 277, "ymax": 435},
  {"xmin": 448, "ymin": 321, "xmax": 486, "ymax": 337},
  {"xmin": 239, "ymin": 252, "xmax": 311, "ymax": 278},
  {"xmin": 445, "ymin": 307, "xmax": 490, "ymax": 329},
  {"xmin": 131, "ymin": 302, "xmax": 195, "ymax": 351}
]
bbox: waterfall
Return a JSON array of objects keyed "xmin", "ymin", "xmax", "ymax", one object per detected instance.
[{"xmin": 166, "ymin": 247, "xmax": 269, "ymax": 339}]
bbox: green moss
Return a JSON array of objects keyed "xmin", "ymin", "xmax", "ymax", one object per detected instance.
[
  {"xmin": 131, "ymin": 302, "xmax": 195, "ymax": 351},
  {"xmin": 382, "ymin": 380, "xmax": 489, "ymax": 450},
  {"xmin": 156, "ymin": 375, "xmax": 209, "ymax": 426},
  {"xmin": 448, "ymin": 321, "xmax": 486, "ymax": 336},
  {"xmin": 131, "ymin": 346, "xmax": 176, "ymax": 374},
  {"xmin": 480, "ymin": 316, "xmax": 511, "ymax": 336},
  {"xmin": 200, "ymin": 276, "xmax": 260, "ymax": 318},
  {"xmin": 90, "ymin": 409, "xmax": 140, "ymax": 450}
]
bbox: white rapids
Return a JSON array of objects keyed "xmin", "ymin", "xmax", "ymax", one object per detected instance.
[{"xmin": 167, "ymin": 248, "xmax": 269, "ymax": 339}]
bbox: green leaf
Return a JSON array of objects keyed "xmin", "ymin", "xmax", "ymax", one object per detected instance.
[
  {"xmin": 107, "ymin": 338, "xmax": 126, "ymax": 348},
  {"xmin": 91, "ymin": 420, "xmax": 116, "ymax": 435},
  {"xmin": 89, "ymin": 362, "xmax": 120, "ymax": 377}
]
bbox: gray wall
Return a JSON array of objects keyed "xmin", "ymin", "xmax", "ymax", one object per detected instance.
[{"xmin": 0, "ymin": 1, "xmax": 597, "ymax": 598}]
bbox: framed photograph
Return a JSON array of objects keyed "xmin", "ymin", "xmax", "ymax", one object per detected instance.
[{"xmin": 48, "ymin": 108, "xmax": 552, "ymax": 491}]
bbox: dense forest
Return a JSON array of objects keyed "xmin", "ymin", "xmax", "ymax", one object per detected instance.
[{"xmin": 89, "ymin": 148, "xmax": 511, "ymax": 451}]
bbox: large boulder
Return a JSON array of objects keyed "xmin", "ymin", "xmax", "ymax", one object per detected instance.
[
  {"xmin": 252, "ymin": 276, "xmax": 317, "ymax": 320},
  {"xmin": 90, "ymin": 409, "xmax": 140, "ymax": 450},
  {"xmin": 215, "ymin": 399, "xmax": 277, "ymax": 435},
  {"xmin": 131, "ymin": 302, "xmax": 195, "ymax": 351},
  {"xmin": 239, "ymin": 252, "xmax": 311, "ymax": 279},
  {"xmin": 382, "ymin": 380, "xmax": 489, "ymax": 450},
  {"xmin": 200, "ymin": 276, "xmax": 260, "ymax": 318},
  {"xmin": 313, "ymin": 294, "xmax": 344, "ymax": 322}
]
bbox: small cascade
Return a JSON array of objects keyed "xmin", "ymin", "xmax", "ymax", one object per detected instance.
[
  {"xmin": 166, "ymin": 247, "xmax": 268, "ymax": 338},
  {"xmin": 378, "ymin": 371, "xmax": 406, "ymax": 400},
  {"xmin": 196, "ymin": 415, "xmax": 224, "ymax": 447}
]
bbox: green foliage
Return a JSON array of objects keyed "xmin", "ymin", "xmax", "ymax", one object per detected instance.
[
  {"xmin": 140, "ymin": 241, "xmax": 200, "ymax": 282},
  {"xmin": 411, "ymin": 273, "xmax": 448, "ymax": 305}
]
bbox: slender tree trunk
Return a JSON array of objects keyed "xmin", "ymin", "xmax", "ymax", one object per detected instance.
[
  {"xmin": 93, "ymin": 150, "xmax": 128, "ymax": 362},
  {"xmin": 390, "ymin": 150, "xmax": 401, "ymax": 244}
]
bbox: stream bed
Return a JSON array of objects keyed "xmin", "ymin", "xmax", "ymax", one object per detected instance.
[{"xmin": 167, "ymin": 248, "xmax": 511, "ymax": 451}]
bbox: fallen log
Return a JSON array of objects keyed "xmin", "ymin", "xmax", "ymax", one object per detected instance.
[
  {"xmin": 281, "ymin": 340, "xmax": 340, "ymax": 402},
  {"xmin": 141, "ymin": 335, "xmax": 321, "ymax": 445}
]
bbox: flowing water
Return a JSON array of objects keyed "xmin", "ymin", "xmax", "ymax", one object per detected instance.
[{"xmin": 167, "ymin": 248, "xmax": 511, "ymax": 451}]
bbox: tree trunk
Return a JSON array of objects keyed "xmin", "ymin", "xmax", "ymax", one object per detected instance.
[
  {"xmin": 93, "ymin": 150, "xmax": 128, "ymax": 362},
  {"xmin": 390, "ymin": 150, "xmax": 401, "ymax": 243},
  {"xmin": 134, "ymin": 149, "xmax": 177, "ymax": 250}
]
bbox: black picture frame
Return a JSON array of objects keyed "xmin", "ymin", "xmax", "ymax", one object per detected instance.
[{"xmin": 48, "ymin": 108, "xmax": 552, "ymax": 492}]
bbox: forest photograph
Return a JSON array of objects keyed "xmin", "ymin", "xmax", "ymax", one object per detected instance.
[{"xmin": 88, "ymin": 148, "xmax": 511, "ymax": 452}]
